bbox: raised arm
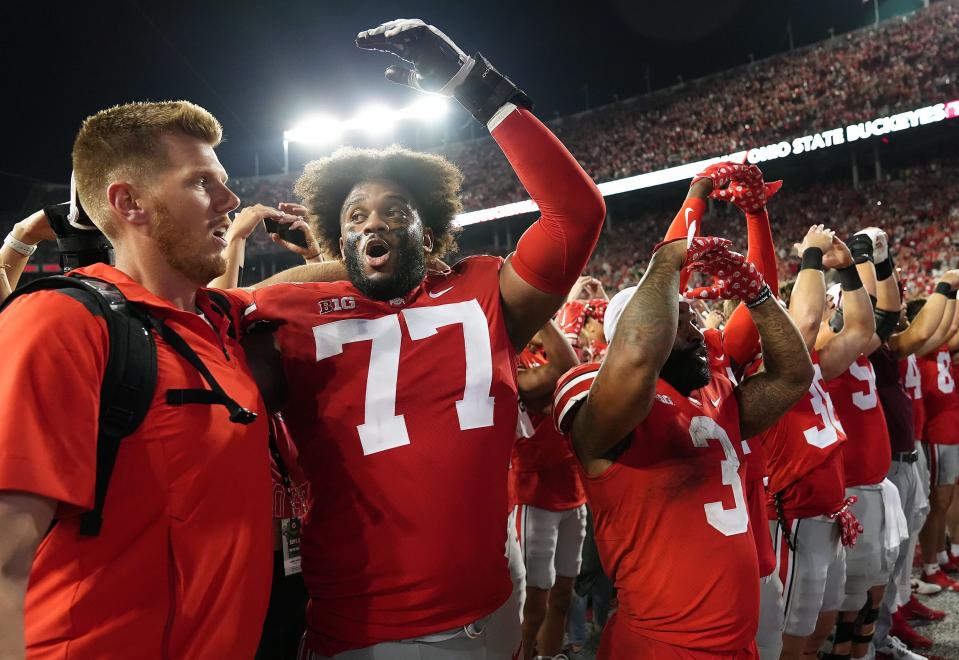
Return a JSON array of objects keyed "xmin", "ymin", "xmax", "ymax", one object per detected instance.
[
  {"xmin": 851, "ymin": 228, "xmax": 900, "ymax": 348},
  {"xmin": 0, "ymin": 210, "xmax": 56, "ymax": 302},
  {"xmin": 787, "ymin": 226, "xmax": 834, "ymax": 352},
  {"xmin": 735, "ymin": 294, "xmax": 814, "ymax": 439},
  {"xmin": 889, "ymin": 273, "xmax": 956, "ymax": 358},
  {"xmin": 354, "ymin": 18, "xmax": 605, "ymax": 350},
  {"xmin": 493, "ymin": 107, "xmax": 606, "ymax": 348},
  {"xmin": 518, "ymin": 320, "xmax": 579, "ymax": 410},
  {"xmin": 702, "ymin": 163, "xmax": 782, "ymax": 366},
  {"xmin": 565, "ymin": 240, "xmax": 686, "ymax": 474},
  {"xmin": 917, "ymin": 297, "xmax": 959, "ymax": 357},
  {"xmin": 817, "ymin": 237, "xmax": 877, "ymax": 380}
]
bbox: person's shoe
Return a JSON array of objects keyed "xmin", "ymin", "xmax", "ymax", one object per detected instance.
[
  {"xmin": 912, "ymin": 577, "xmax": 943, "ymax": 595},
  {"xmin": 891, "ymin": 612, "xmax": 934, "ymax": 649},
  {"xmin": 938, "ymin": 558, "xmax": 959, "ymax": 573},
  {"xmin": 876, "ymin": 634, "xmax": 929, "ymax": 659},
  {"xmin": 921, "ymin": 569, "xmax": 959, "ymax": 591},
  {"xmin": 902, "ymin": 595, "xmax": 946, "ymax": 621}
]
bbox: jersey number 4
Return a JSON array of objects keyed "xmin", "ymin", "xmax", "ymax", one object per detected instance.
[{"xmin": 312, "ymin": 301, "xmax": 495, "ymax": 455}]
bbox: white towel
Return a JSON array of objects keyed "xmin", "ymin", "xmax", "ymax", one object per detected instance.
[{"xmin": 880, "ymin": 477, "xmax": 910, "ymax": 551}]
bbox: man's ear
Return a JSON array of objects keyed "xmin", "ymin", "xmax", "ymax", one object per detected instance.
[
  {"xmin": 339, "ymin": 234, "xmax": 346, "ymax": 259},
  {"xmin": 423, "ymin": 228, "xmax": 434, "ymax": 253},
  {"xmin": 107, "ymin": 182, "xmax": 150, "ymax": 227}
]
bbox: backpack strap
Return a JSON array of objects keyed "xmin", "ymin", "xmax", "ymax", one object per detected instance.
[{"xmin": 0, "ymin": 276, "xmax": 157, "ymax": 536}]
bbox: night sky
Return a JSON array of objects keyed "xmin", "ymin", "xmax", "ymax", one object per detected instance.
[{"xmin": 1, "ymin": 0, "xmax": 913, "ymax": 216}]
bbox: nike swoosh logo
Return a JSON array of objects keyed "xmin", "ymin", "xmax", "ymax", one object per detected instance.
[
  {"xmin": 428, "ymin": 286, "xmax": 453, "ymax": 298},
  {"xmin": 710, "ymin": 397, "xmax": 722, "ymax": 408}
]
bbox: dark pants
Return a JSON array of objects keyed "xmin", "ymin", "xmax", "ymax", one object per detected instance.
[{"xmin": 256, "ymin": 550, "xmax": 309, "ymax": 660}]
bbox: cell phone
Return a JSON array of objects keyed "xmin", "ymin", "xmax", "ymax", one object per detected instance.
[{"xmin": 263, "ymin": 216, "xmax": 310, "ymax": 249}]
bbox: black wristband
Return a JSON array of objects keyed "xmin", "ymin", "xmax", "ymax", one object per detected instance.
[
  {"xmin": 875, "ymin": 257, "xmax": 894, "ymax": 281},
  {"xmin": 454, "ymin": 52, "xmax": 533, "ymax": 125},
  {"xmin": 801, "ymin": 247, "xmax": 824, "ymax": 271},
  {"xmin": 837, "ymin": 265, "xmax": 863, "ymax": 292},
  {"xmin": 950, "ymin": 289, "xmax": 958, "ymax": 301},
  {"xmin": 848, "ymin": 234, "xmax": 874, "ymax": 264},
  {"xmin": 935, "ymin": 281, "xmax": 953, "ymax": 297},
  {"xmin": 745, "ymin": 284, "xmax": 773, "ymax": 309}
]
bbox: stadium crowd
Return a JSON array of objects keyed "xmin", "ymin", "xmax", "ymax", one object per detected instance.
[
  {"xmin": 4, "ymin": 8, "xmax": 959, "ymax": 660},
  {"xmin": 222, "ymin": 0, "xmax": 959, "ymax": 213}
]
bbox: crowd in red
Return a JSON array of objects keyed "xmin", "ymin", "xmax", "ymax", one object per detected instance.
[{"xmin": 227, "ymin": 0, "xmax": 958, "ymax": 213}]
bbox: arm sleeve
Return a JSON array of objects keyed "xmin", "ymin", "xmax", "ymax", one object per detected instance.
[
  {"xmin": 492, "ymin": 106, "xmax": 606, "ymax": 295},
  {"xmin": 723, "ymin": 209, "xmax": 778, "ymax": 367},
  {"xmin": 0, "ymin": 292, "xmax": 107, "ymax": 512},
  {"xmin": 663, "ymin": 197, "xmax": 706, "ymax": 290}
]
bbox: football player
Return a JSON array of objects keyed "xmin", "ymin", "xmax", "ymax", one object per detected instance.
[
  {"xmin": 231, "ymin": 18, "xmax": 606, "ymax": 660},
  {"xmin": 552, "ymin": 176, "xmax": 813, "ymax": 658}
]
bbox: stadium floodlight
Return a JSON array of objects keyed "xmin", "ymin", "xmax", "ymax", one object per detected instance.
[
  {"xmin": 405, "ymin": 94, "xmax": 449, "ymax": 122},
  {"xmin": 283, "ymin": 114, "xmax": 342, "ymax": 145},
  {"xmin": 352, "ymin": 104, "xmax": 396, "ymax": 135}
]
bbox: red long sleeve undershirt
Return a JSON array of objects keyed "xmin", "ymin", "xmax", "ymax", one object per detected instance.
[{"xmin": 491, "ymin": 107, "xmax": 606, "ymax": 296}]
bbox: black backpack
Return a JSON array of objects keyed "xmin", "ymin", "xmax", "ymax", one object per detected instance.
[{"xmin": 0, "ymin": 275, "xmax": 256, "ymax": 536}]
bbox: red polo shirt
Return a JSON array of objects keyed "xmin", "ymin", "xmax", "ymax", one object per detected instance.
[{"xmin": 0, "ymin": 264, "xmax": 271, "ymax": 659}]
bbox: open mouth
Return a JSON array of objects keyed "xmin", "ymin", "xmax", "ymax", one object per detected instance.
[
  {"xmin": 364, "ymin": 238, "xmax": 391, "ymax": 268},
  {"xmin": 212, "ymin": 226, "xmax": 228, "ymax": 248}
]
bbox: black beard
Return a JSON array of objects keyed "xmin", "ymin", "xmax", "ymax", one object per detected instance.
[
  {"xmin": 660, "ymin": 344, "xmax": 711, "ymax": 396},
  {"xmin": 344, "ymin": 230, "xmax": 427, "ymax": 301}
]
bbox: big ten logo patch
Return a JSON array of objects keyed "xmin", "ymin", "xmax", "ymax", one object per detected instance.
[{"xmin": 318, "ymin": 296, "xmax": 356, "ymax": 314}]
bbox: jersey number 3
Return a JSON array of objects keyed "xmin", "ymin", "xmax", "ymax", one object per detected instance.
[
  {"xmin": 690, "ymin": 416, "xmax": 749, "ymax": 536},
  {"xmin": 313, "ymin": 300, "xmax": 495, "ymax": 455}
]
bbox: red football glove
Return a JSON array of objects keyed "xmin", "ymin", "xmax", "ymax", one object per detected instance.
[
  {"xmin": 691, "ymin": 160, "xmax": 761, "ymax": 190},
  {"xmin": 683, "ymin": 239, "xmax": 770, "ymax": 307},
  {"xmin": 829, "ymin": 496, "xmax": 863, "ymax": 547},
  {"xmin": 679, "ymin": 235, "xmax": 733, "ymax": 266},
  {"xmin": 556, "ymin": 300, "xmax": 587, "ymax": 348},
  {"xmin": 584, "ymin": 298, "xmax": 607, "ymax": 324},
  {"xmin": 710, "ymin": 177, "xmax": 783, "ymax": 214}
]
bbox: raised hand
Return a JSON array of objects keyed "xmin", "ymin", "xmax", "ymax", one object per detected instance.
[
  {"xmin": 355, "ymin": 18, "xmax": 531, "ymax": 124},
  {"xmin": 356, "ymin": 19, "xmax": 468, "ymax": 94},
  {"xmin": 855, "ymin": 227, "xmax": 889, "ymax": 262},
  {"xmin": 272, "ymin": 203, "xmax": 322, "ymax": 262},
  {"xmin": 822, "ymin": 236, "xmax": 854, "ymax": 270},
  {"xmin": 794, "ymin": 224, "xmax": 835, "ymax": 255},
  {"xmin": 691, "ymin": 160, "xmax": 761, "ymax": 191},
  {"xmin": 682, "ymin": 237, "xmax": 769, "ymax": 307},
  {"xmin": 710, "ymin": 176, "xmax": 783, "ymax": 214}
]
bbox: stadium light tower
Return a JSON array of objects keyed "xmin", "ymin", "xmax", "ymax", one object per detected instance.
[
  {"xmin": 282, "ymin": 96, "xmax": 451, "ymax": 173},
  {"xmin": 282, "ymin": 114, "xmax": 341, "ymax": 174}
]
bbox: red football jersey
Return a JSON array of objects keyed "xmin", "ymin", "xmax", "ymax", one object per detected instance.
[
  {"xmin": 760, "ymin": 352, "xmax": 847, "ymax": 515},
  {"xmin": 510, "ymin": 349, "xmax": 586, "ymax": 511},
  {"xmin": 920, "ymin": 346, "xmax": 959, "ymax": 445},
  {"xmin": 236, "ymin": 256, "xmax": 518, "ymax": 655},
  {"xmin": 900, "ymin": 354, "xmax": 926, "ymax": 443},
  {"xmin": 553, "ymin": 362, "xmax": 759, "ymax": 652},
  {"xmin": 826, "ymin": 354, "xmax": 892, "ymax": 486},
  {"xmin": 703, "ymin": 329, "xmax": 774, "ymax": 576}
]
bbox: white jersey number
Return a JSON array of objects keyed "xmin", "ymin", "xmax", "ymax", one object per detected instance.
[
  {"xmin": 689, "ymin": 416, "xmax": 749, "ymax": 537},
  {"xmin": 937, "ymin": 351, "xmax": 955, "ymax": 394},
  {"xmin": 804, "ymin": 364, "xmax": 845, "ymax": 449},
  {"xmin": 904, "ymin": 354, "xmax": 923, "ymax": 400},
  {"xmin": 313, "ymin": 300, "xmax": 495, "ymax": 455},
  {"xmin": 849, "ymin": 360, "xmax": 879, "ymax": 411}
]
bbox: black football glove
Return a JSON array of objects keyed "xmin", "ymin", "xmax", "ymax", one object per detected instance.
[{"xmin": 356, "ymin": 18, "xmax": 532, "ymax": 125}]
